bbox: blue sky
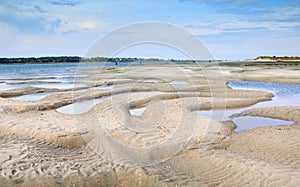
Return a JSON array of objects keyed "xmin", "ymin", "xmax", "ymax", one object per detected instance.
[{"xmin": 0, "ymin": 0, "xmax": 300, "ymax": 59}]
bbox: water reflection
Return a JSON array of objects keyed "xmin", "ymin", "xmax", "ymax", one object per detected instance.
[
  {"xmin": 195, "ymin": 81, "xmax": 300, "ymax": 131},
  {"xmin": 233, "ymin": 116, "xmax": 294, "ymax": 132}
]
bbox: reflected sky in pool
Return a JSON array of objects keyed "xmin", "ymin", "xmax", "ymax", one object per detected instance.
[
  {"xmin": 129, "ymin": 107, "xmax": 147, "ymax": 116},
  {"xmin": 195, "ymin": 81, "xmax": 300, "ymax": 131},
  {"xmin": 233, "ymin": 116, "xmax": 294, "ymax": 132},
  {"xmin": 12, "ymin": 92, "xmax": 56, "ymax": 101},
  {"xmin": 228, "ymin": 81, "xmax": 300, "ymax": 106}
]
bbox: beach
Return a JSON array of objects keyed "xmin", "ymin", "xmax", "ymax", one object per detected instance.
[{"xmin": 0, "ymin": 62, "xmax": 300, "ymax": 186}]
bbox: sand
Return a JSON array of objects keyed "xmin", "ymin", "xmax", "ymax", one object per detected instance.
[{"xmin": 0, "ymin": 62, "xmax": 299, "ymax": 186}]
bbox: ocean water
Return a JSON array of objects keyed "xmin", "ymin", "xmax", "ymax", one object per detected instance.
[
  {"xmin": 0, "ymin": 63, "xmax": 77, "ymax": 79},
  {"xmin": 0, "ymin": 62, "xmax": 149, "ymax": 92},
  {"xmin": 0, "ymin": 61, "xmax": 188, "ymax": 101},
  {"xmin": 0, "ymin": 62, "xmax": 120, "ymax": 79},
  {"xmin": 0, "ymin": 60, "xmax": 189, "ymax": 80}
]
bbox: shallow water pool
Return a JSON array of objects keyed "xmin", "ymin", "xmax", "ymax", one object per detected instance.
[
  {"xmin": 233, "ymin": 116, "xmax": 294, "ymax": 132},
  {"xmin": 56, "ymin": 91, "xmax": 159, "ymax": 115},
  {"xmin": 12, "ymin": 92, "xmax": 56, "ymax": 101},
  {"xmin": 195, "ymin": 81, "xmax": 300, "ymax": 131},
  {"xmin": 129, "ymin": 107, "xmax": 147, "ymax": 116}
]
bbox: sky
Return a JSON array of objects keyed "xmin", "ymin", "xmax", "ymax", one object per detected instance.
[{"xmin": 0, "ymin": 0, "xmax": 300, "ymax": 60}]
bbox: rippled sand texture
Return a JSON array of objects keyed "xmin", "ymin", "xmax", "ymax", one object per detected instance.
[{"xmin": 0, "ymin": 62, "xmax": 300, "ymax": 186}]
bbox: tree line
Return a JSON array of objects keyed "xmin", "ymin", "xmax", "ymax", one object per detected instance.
[
  {"xmin": 256, "ymin": 56, "xmax": 300, "ymax": 60},
  {"xmin": 0, "ymin": 56, "xmax": 165, "ymax": 64},
  {"xmin": 0, "ymin": 56, "xmax": 81, "ymax": 63}
]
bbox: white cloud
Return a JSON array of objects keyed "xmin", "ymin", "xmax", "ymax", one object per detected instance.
[
  {"xmin": 80, "ymin": 21, "xmax": 96, "ymax": 29},
  {"xmin": 186, "ymin": 19, "xmax": 300, "ymax": 36},
  {"xmin": 0, "ymin": 1, "xmax": 105, "ymax": 35},
  {"xmin": 219, "ymin": 20, "xmax": 300, "ymax": 31}
]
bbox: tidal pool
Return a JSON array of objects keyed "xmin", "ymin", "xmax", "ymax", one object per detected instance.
[
  {"xmin": 169, "ymin": 80, "xmax": 188, "ymax": 84},
  {"xmin": 12, "ymin": 92, "xmax": 56, "ymax": 101},
  {"xmin": 233, "ymin": 116, "xmax": 294, "ymax": 132},
  {"xmin": 129, "ymin": 107, "xmax": 147, "ymax": 116},
  {"xmin": 56, "ymin": 97, "xmax": 109, "ymax": 114},
  {"xmin": 0, "ymin": 83, "xmax": 24, "ymax": 91},
  {"xmin": 95, "ymin": 84, "xmax": 115, "ymax": 89},
  {"xmin": 195, "ymin": 81, "xmax": 300, "ymax": 131},
  {"xmin": 56, "ymin": 91, "xmax": 159, "ymax": 115}
]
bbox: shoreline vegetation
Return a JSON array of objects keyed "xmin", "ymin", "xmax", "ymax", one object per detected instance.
[
  {"xmin": 0, "ymin": 56, "xmax": 299, "ymax": 64},
  {"xmin": 0, "ymin": 56, "xmax": 171, "ymax": 64},
  {"xmin": 255, "ymin": 56, "xmax": 300, "ymax": 61}
]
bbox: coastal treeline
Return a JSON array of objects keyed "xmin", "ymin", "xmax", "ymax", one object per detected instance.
[
  {"xmin": 1, "ymin": 56, "xmax": 298, "ymax": 64},
  {"xmin": 81, "ymin": 57, "xmax": 163, "ymax": 62},
  {"xmin": 0, "ymin": 56, "xmax": 81, "ymax": 63},
  {"xmin": 0, "ymin": 56, "xmax": 165, "ymax": 64},
  {"xmin": 256, "ymin": 56, "xmax": 300, "ymax": 61}
]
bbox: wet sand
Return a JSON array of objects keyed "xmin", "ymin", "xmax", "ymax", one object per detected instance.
[{"xmin": 0, "ymin": 62, "xmax": 299, "ymax": 186}]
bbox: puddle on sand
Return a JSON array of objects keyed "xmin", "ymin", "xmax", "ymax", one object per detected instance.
[
  {"xmin": 195, "ymin": 109, "xmax": 244, "ymax": 121},
  {"xmin": 233, "ymin": 116, "xmax": 294, "ymax": 132},
  {"xmin": 32, "ymin": 83, "xmax": 85, "ymax": 89},
  {"xmin": 228, "ymin": 81, "xmax": 300, "ymax": 107},
  {"xmin": 169, "ymin": 80, "xmax": 188, "ymax": 84},
  {"xmin": 95, "ymin": 84, "xmax": 115, "ymax": 89},
  {"xmin": 0, "ymin": 83, "xmax": 24, "ymax": 91},
  {"xmin": 141, "ymin": 79, "xmax": 159, "ymax": 83},
  {"xmin": 195, "ymin": 81, "xmax": 300, "ymax": 131},
  {"xmin": 12, "ymin": 92, "xmax": 56, "ymax": 101},
  {"xmin": 0, "ymin": 82, "xmax": 85, "ymax": 91},
  {"xmin": 129, "ymin": 107, "xmax": 147, "ymax": 116},
  {"xmin": 56, "ymin": 91, "xmax": 160, "ymax": 115},
  {"xmin": 56, "ymin": 97, "xmax": 109, "ymax": 114}
]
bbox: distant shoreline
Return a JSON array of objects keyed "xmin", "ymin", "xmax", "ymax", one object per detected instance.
[
  {"xmin": 0, "ymin": 56, "xmax": 300, "ymax": 64},
  {"xmin": 0, "ymin": 57, "xmax": 220, "ymax": 64}
]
